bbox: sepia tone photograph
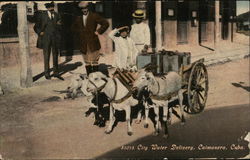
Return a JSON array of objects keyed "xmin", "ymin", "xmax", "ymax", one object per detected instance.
[{"xmin": 0, "ymin": 0, "xmax": 249, "ymax": 159}]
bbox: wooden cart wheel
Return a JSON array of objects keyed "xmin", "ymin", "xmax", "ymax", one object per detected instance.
[{"xmin": 186, "ymin": 62, "xmax": 208, "ymax": 114}]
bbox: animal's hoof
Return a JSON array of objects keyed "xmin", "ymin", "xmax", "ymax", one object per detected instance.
[
  {"xmin": 93, "ymin": 120, "xmax": 99, "ymax": 126},
  {"xmin": 98, "ymin": 121, "xmax": 105, "ymax": 127},
  {"xmin": 144, "ymin": 124, "xmax": 149, "ymax": 128},
  {"xmin": 85, "ymin": 110, "xmax": 92, "ymax": 117},
  {"xmin": 105, "ymin": 130, "xmax": 112, "ymax": 134},
  {"xmin": 163, "ymin": 134, "xmax": 169, "ymax": 139},
  {"xmin": 135, "ymin": 120, "xmax": 141, "ymax": 124},
  {"xmin": 127, "ymin": 131, "xmax": 133, "ymax": 136},
  {"xmin": 167, "ymin": 120, "xmax": 172, "ymax": 125},
  {"xmin": 153, "ymin": 131, "xmax": 160, "ymax": 136}
]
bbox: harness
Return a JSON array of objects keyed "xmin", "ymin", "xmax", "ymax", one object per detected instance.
[
  {"xmin": 110, "ymin": 78, "xmax": 133, "ymax": 104},
  {"xmin": 88, "ymin": 78, "xmax": 107, "ymax": 92},
  {"xmin": 89, "ymin": 69, "xmax": 137, "ymax": 104},
  {"xmin": 147, "ymin": 76, "xmax": 178, "ymax": 101}
]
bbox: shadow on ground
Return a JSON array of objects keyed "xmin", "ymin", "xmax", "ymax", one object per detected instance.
[
  {"xmin": 232, "ymin": 82, "xmax": 250, "ymax": 92},
  {"xmin": 96, "ymin": 104, "xmax": 250, "ymax": 159},
  {"xmin": 32, "ymin": 60, "xmax": 82, "ymax": 82}
]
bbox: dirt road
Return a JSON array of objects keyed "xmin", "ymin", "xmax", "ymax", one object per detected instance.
[{"xmin": 0, "ymin": 58, "xmax": 249, "ymax": 159}]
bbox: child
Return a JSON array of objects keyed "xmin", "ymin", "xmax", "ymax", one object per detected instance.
[{"xmin": 108, "ymin": 26, "xmax": 138, "ymax": 71}]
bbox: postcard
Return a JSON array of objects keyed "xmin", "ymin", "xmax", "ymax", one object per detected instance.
[{"xmin": 0, "ymin": 1, "xmax": 249, "ymax": 159}]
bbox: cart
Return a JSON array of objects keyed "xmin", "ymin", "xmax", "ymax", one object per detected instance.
[{"xmin": 180, "ymin": 58, "xmax": 209, "ymax": 114}]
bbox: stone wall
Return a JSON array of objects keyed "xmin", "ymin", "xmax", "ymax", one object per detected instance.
[{"xmin": 0, "ymin": 22, "xmax": 44, "ymax": 68}]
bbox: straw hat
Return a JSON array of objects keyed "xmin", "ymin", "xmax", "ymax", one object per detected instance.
[
  {"xmin": 132, "ymin": 9, "xmax": 145, "ymax": 18},
  {"xmin": 78, "ymin": 1, "xmax": 89, "ymax": 9}
]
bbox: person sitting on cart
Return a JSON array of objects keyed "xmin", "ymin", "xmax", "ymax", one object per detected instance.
[{"xmin": 108, "ymin": 25, "xmax": 138, "ymax": 72}]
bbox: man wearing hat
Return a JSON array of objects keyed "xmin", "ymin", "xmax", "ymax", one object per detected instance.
[
  {"xmin": 71, "ymin": 2, "xmax": 109, "ymax": 75},
  {"xmin": 130, "ymin": 9, "xmax": 151, "ymax": 53},
  {"xmin": 34, "ymin": 2, "xmax": 62, "ymax": 80}
]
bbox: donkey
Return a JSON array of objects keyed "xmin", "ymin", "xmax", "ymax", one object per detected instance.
[
  {"xmin": 133, "ymin": 70, "xmax": 185, "ymax": 138},
  {"xmin": 86, "ymin": 72, "xmax": 139, "ymax": 136}
]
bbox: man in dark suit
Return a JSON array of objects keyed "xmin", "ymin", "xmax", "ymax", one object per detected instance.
[
  {"xmin": 34, "ymin": 2, "xmax": 63, "ymax": 80},
  {"xmin": 71, "ymin": 2, "xmax": 109, "ymax": 75}
]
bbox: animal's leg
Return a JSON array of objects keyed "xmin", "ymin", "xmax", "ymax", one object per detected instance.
[
  {"xmin": 72, "ymin": 89, "xmax": 77, "ymax": 99},
  {"xmin": 153, "ymin": 104, "xmax": 160, "ymax": 136},
  {"xmin": 135, "ymin": 110, "xmax": 142, "ymax": 124},
  {"xmin": 167, "ymin": 105, "xmax": 173, "ymax": 125},
  {"xmin": 163, "ymin": 101, "xmax": 169, "ymax": 139},
  {"xmin": 105, "ymin": 105, "xmax": 115, "ymax": 134},
  {"xmin": 178, "ymin": 90, "xmax": 185, "ymax": 125},
  {"xmin": 125, "ymin": 106, "xmax": 133, "ymax": 136},
  {"xmin": 144, "ymin": 102, "xmax": 149, "ymax": 128}
]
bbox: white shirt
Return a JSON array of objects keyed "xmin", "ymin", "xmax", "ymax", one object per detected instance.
[
  {"xmin": 82, "ymin": 13, "xmax": 89, "ymax": 26},
  {"xmin": 109, "ymin": 28, "xmax": 138, "ymax": 69},
  {"xmin": 130, "ymin": 22, "xmax": 151, "ymax": 52},
  {"xmin": 47, "ymin": 11, "xmax": 54, "ymax": 20}
]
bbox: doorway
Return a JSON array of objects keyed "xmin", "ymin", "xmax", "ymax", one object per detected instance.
[{"xmin": 177, "ymin": 0, "xmax": 189, "ymax": 44}]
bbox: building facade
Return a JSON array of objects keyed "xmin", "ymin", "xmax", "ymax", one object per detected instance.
[{"xmin": 0, "ymin": 0, "xmax": 237, "ymax": 68}]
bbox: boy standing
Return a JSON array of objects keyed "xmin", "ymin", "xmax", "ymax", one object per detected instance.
[{"xmin": 109, "ymin": 26, "xmax": 138, "ymax": 71}]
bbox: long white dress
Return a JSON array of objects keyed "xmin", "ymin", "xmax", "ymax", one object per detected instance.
[
  {"xmin": 109, "ymin": 28, "xmax": 138, "ymax": 69},
  {"xmin": 130, "ymin": 22, "xmax": 151, "ymax": 52}
]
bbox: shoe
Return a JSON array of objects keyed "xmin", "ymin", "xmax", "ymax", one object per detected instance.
[
  {"xmin": 53, "ymin": 73, "xmax": 64, "ymax": 81},
  {"xmin": 45, "ymin": 75, "xmax": 51, "ymax": 80}
]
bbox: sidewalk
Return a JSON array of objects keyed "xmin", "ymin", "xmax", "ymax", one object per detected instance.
[
  {"xmin": 0, "ymin": 40, "xmax": 249, "ymax": 92},
  {"xmin": 191, "ymin": 41, "xmax": 249, "ymax": 66}
]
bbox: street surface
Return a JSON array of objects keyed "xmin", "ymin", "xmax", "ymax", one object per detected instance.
[{"xmin": 0, "ymin": 58, "xmax": 249, "ymax": 159}]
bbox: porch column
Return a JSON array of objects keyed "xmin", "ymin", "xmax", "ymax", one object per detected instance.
[
  {"xmin": 155, "ymin": 1, "xmax": 162, "ymax": 51},
  {"xmin": 214, "ymin": 1, "xmax": 220, "ymax": 49},
  {"xmin": 17, "ymin": 2, "xmax": 33, "ymax": 87},
  {"xmin": 0, "ymin": 84, "xmax": 3, "ymax": 95}
]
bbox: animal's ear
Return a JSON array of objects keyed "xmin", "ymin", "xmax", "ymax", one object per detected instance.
[{"xmin": 143, "ymin": 63, "xmax": 157, "ymax": 72}]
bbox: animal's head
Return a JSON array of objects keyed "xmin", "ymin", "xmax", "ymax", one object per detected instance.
[
  {"xmin": 86, "ymin": 72, "xmax": 108, "ymax": 93},
  {"xmin": 133, "ymin": 69, "xmax": 156, "ymax": 93}
]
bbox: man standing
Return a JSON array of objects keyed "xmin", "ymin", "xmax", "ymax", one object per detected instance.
[
  {"xmin": 34, "ymin": 2, "xmax": 62, "ymax": 80},
  {"xmin": 130, "ymin": 9, "xmax": 151, "ymax": 53},
  {"xmin": 71, "ymin": 2, "xmax": 109, "ymax": 75}
]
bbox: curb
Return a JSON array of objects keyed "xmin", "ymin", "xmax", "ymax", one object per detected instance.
[{"xmin": 205, "ymin": 53, "xmax": 250, "ymax": 67}]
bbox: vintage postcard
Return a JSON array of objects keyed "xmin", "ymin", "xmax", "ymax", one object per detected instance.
[{"xmin": 0, "ymin": 0, "xmax": 249, "ymax": 159}]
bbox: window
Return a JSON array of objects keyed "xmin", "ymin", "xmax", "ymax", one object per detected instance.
[
  {"xmin": 0, "ymin": 3, "xmax": 18, "ymax": 38},
  {"xmin": 192, "ymin": 11, "xmax": 197, "ymax": 18},
  {"xmin": 168, "ymin": 9, "xmax": 174, "ymax": 16}
]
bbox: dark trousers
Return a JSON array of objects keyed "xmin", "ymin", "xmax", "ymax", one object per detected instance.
[{"xmin": 43, "ymin": 35, "xmax": 59, "ymax": 76}]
